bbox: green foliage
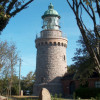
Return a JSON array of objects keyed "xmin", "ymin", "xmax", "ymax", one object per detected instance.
[
  {"xmin": 72, "ymin": 35, "xmax": 99, "ymax": 81},
  {"xmin": 51, "ymin": 93, "xmax": 63, "ymax": 100},
  {"xmin": 0, "ymin": 77, "xmax": 8, "ymax": 95},
  {"xmin": 91, "ymin": 97, "xmax": 95, "ymax": 100},
  {"xmin": 58, "ymin": 93, "xmax": 62, "ymax": 98},
  {"xmin": 51, "ymin": 94, "xmax": 53, "ymax": 100},
  {"xmin": 0, "ymin": 0, "xmax": 34, "ymax": 31},
  {"xmin": 96, "ymin": 94, "xmax": 100, "ymax": 100},
  {"xmin": 67, "ymin": 65, "xmax": 77, "ymax": 74},
  {"xmin": 54, "ymin": 94, "xmax": 58, "ymax": 100},
  {"xmin": 0, "ymin": 5, "xmax": 10, "ymax": 31},
  {"xmin": 0, "ymin": 75, "xmax": 19, "ymax": 95},
  {"xmin": 73, "ymin": 92, "xmax": 76, "ymax": 99},
  {"xmin": 75, "ymin": 87, "xmax": 100, "ymax": 99},
  {"xmin": 21, "ymin": 71, "xmax": 35, "ymax": 95},
  {"xmin": 66, "ymin": 0, "xmax": 100, "ymax": 75},
  {"xmin": 54, "ymin": 93, "xmax": 58, "ymax": 98},
  {"xmin": 11, "ymin": 76, "xmax": 19, "ymax": 95}
]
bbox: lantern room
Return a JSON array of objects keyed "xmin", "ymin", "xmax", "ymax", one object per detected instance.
[{"xmin": 42, "ymin": 3, "xmax": 60, "ymax": 30}]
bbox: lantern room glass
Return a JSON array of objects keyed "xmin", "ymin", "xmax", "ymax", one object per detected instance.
[{"xmin": 42, "ymin": 17, "xmax": 60, "ymax": 30}]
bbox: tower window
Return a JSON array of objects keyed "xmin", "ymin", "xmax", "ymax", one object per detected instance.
[
  {"xmin": 54, "ymin": 42, "xmax": 56, "ymax": 45},
  {"xmin": 41, "ymin": 77, "xmax": 44, "ymax": 83},
  {"xmin": 64, "ymin": 55, "xmax": 66, "ymax": 61},
  {"xmin": 61, "ymin": 43, "xmax": 63, "ymax": 46},
  {"xmin": 41, "ymin": 42, "xmax": 44, "ymax": 45},
  {"xmin": 38, "ymin": 43, "xmax": 40, "ymax": 46},
  {"xmin": 45, "ymin": 42, "xmax": 48, "ymax": 45},
  {"xmin": 64, "ymin": 44, "xmax": 66, "ymax": 47},
  {"xmin": 58, "ymin": 42, "xmax": 60, "ymax": 46},
  {"xmin": 49, "ymin": 42, "xmax": 52, "ymax": 46}
]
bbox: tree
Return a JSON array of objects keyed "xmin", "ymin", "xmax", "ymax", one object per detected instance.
[
  {"xmin": 66, "ymin": 0, "xmax": 100, "ymax": 73},
  {"xmin": 67, "ymin": 65, "xmax": 77, "ymax": 74},
  {"xmin": 72, "ymin": 35, "xmax": 97, "ymax": 80},
  {"xmin": 8, "ymin": 43, "xmax": 18, "ymax": 96},
  {"xmin": 0, "ymin": 75, "xmax": 19, "ymax": 95},
  {"xmin": 11, "ymin": 75, "xmax": 19, "ymax": 95},
  {"xmin": 0, "ymin": 0, "xmax": 34, "ymax": 32},
  {"xmin": 0, "ymin": 41, "xmax": 8, "ymax": 70},
  {"xmin": 67, "ymin": 31, "xmax": 100, "ymax": 83},
  {"xmin": 21, "ymin": 71, "xmax": 35, "ymax": 95},
  {"xmin": 0, "ymin": 41, "xmax": 19, "ymax": 95}
]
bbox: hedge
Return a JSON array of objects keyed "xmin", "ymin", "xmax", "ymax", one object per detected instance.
[{"xmin": 75, "ymin": 87, "xmax": 100, "ymax": 99}]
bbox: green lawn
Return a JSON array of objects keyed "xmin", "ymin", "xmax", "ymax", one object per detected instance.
[
  {"xmin": 8, "ymin": 96, "xmax": 38, "ymax": 100},
  {"xmin": 8, "ymin": 97, "xmax": 93, "ymax": 100},
  {"xmin": 7, "ymin": 96, "xmax": 97, "ymax": 100}
]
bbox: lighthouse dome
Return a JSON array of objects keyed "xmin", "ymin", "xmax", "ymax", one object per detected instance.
[{"xmin": 42, "ymin": 3, "xmax": 60, "ymax": 18}]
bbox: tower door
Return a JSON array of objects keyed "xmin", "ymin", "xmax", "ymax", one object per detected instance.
[{"xmin": 69, "ymin": 81, "xmax": 75, "ymax": 95}]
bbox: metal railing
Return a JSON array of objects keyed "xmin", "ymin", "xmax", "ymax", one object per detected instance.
[{"xmin": 36, "ymin": 33, "xmax": 67, "ymax": 39}]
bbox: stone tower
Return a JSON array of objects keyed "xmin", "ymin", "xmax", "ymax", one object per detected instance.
[{"xmin": 33, "ymin": 3, "xmax": 68, "ymax": 96}]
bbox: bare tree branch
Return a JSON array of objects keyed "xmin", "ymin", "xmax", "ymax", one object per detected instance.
[
  {"xmin": 10, "ymin": 0, "xmax": 34, "ymax": 17},
  {"xmin": 66, "ymin": 0, "xmax": 100, "ymax": 73},
  {"xmin": 0, "ymin": 0, "xmax": 34, "ymax": 31},
  {"xmin": 0, "ymin": 0, "xmax": 4, "ymax": 3},
  {"xmin": 2, "ymin": 0, "xmax": 9, "ymax": 7},
  {"xmin": 89, "ymin": 4, "xmax": 100, "ymax": 38},
  {"xmin": 95, "ymin": 0, "xmax": 100, "ymax": 17},
  {"xmin": 6, "ymin": 0, "xmax": 17, "ymax": 14},
  {"xmin": 80, "ymin": 1, "xmax": 93, "ymax": 19}
]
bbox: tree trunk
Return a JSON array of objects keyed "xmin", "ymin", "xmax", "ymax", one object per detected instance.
[{"xmin": 66, "ymin": 0, "xmax": 100, "ymax": 73}]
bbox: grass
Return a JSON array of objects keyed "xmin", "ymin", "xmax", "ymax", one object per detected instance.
[
  {"xmin": 8, "ymin": 98, "xmax": 95, "ymax": 100},
  {"xmin": 8, "ymin": 96, "xmax": 38, "ymax": 100},
  {"xmin": 7, "ymin": 96, "xmax": 98, "ymax": 100},
  {"xmin": 8, "ymin": 97, "xmax": 95, "ymax": 100}
]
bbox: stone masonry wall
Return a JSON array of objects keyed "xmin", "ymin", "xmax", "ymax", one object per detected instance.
[
  {"xmin": 40, "ymin": 30, "xmax": 62, "ymax": 38},
  {"xmin": 36, "ymin": 45, "xmax": 67, "ymax": 84},
  {"xmin": 33, "ymin": 30, "xmax": 68, "ymax": 96}
]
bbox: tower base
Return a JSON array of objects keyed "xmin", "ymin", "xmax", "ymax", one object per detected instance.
[{"xmin": 33, "ymin": 83, "xmax": 63, "ymax": 96}]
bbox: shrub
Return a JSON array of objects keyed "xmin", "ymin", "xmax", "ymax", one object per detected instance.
[
  {"xmin": 75, "ymin": 87, "xmax": 100, "ymax": 99},
  {"xmin": 73, "ymin": 92, "xmax": 76, "ymax": 99},
  {"xmin": 58, "ymin": 93, "xmax": 62, "ymax": 98},
  {"xmin": 96, "ymin": 93, "xmax": 100, "ymax": 100},
  {"xmin": 54, "ymin": 94, "xmax": 58, "ymax": 100}
]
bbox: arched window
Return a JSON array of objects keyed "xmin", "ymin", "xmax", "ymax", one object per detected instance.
[
  {"xmin": 58, "ymin": 42, "xmax": 60, "ymax": 46},
  {"xmin": 49, "ymin": 42, "xmax": 52, "ymax": 46},
  {"xmin": 61, "ymin": 43, "xmax": 63, "ymax": 46},
  {"xmin": 64, "ymin": 55, "xmax": 66, "ymax": 61},
  {"xmin": 38, "ymin": 43, "xmax": 40, "ymax": 46},
  {"xmin": 41, "ymin": 42, "xmax": 44, "ymax": 45},
  {"xmin": 69, "ymin": 81, "xmax": 75, "ymax": 95},
  {"xmin": 54, "ymin": 42, "xmax": 56, "ymax": 45},
  {"xmin": 45, "ymin": 42, "xmax": 48, "ymax": 45}
]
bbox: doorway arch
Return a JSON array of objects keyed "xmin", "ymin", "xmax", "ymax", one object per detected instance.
[{"xmin": 69, "ymin": 81, "xmax": 75, "ymax": 95}]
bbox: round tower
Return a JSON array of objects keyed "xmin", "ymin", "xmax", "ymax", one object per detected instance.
[{"xmin": 33, "ymin": 3, "xmax": 68, "ymax": 95}]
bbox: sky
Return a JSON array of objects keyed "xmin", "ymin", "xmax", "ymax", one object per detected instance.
[{"xmin": 0, "ymin": 0, "xmax": 96, "ymax": 77}]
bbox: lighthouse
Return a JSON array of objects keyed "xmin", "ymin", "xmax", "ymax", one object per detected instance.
[{"xmin": 33, "ymin": 3, "xmax": 68, "ymax": 95}]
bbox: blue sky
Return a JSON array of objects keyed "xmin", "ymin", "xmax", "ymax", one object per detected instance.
[{"xmin": 0, "ymin": 0, "xmax": 96, "ymax": 77}]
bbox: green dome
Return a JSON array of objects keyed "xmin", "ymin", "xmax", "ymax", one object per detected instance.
[{"xmin": 42, "ymin": 3, "xmax": 60, "ymax": 18}]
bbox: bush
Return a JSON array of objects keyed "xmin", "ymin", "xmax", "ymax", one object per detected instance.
[
  {"xmin": 75, "ymin": 87, "xmax": 100, "ymax": 99},
  {"xmin": 96, "ymin": 93, "xmax": 100, "ymax": 100}
]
